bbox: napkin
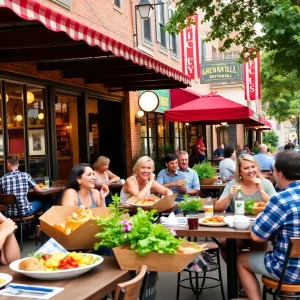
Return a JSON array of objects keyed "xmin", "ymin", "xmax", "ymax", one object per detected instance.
[
  {"xmin": 165, "ymin": 212, "xmax": 179, "ymax": 225},
  {"xmin": 35, "ymin": 238, "xmax": 68, "ymax": 255},
  {"xmin": 223, "ymin": 216, "xmax": 234, "ymax": 228}
]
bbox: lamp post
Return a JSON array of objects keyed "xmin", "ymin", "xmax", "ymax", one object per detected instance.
[{"xmin": 134, "ymin": 0, "xmax": 165, "ymax": 47}]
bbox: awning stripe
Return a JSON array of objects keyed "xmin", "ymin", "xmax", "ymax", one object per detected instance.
[{"xmin": 0, "ymin": 0, "xmax": 191, "ymax": 86}]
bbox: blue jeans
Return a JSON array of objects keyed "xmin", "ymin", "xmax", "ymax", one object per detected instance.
[
  {"xmin": 23, "ymin": 200, "xmax": 51, "ymax": 217},
  {"xmin": 198, "ymin": 154, "xmax": 206, "ymax": 163}
]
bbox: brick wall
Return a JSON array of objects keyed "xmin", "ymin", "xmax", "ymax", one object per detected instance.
[{"xmin": 236, "ymin": 124, "xmax": 244, "ymax": 147}]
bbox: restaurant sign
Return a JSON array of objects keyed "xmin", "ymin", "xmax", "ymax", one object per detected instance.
[
  {"xmin": 200, "ymin": 60, "xmax": 242, "ymax": 84},
  {"xmin": 139, "ymin": 90, "xmax": 170, "ymax": 113}
]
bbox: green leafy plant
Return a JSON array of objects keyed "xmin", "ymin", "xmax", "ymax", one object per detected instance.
[
  {"xmin": 94, "ymin": 194, "xmax": 182, "ymax": 256},
  {"xmin": 178, "ymin": 195, "xmax": 203, "ymax": 212},
  {"xmin": 263, "ymin": 130, "xmax": 279, "ymax": 148},
  {"xmin": 192, "ymin": 162, "xmax": 216, "ymax": 180},
  {"xmin": 245, "ymin": 198, "xmax": 255, "ymax": 214}
]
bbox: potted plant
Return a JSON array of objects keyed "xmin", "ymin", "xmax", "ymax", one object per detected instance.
[
  {"xmin": 192, "ymin": 162, "xmax": 216, "ymax": 185},
  {"xmin": 178, "ymin": 194, "xmax": 203, "ymax": 216},
  {"xmin": 94, "ymin": 195, "xmax": 205, "ymax": 272}
]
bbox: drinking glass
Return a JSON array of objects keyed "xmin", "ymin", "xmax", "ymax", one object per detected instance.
[
  {"xmin": 186, "ymin": 214, "xmax": 199, "ymax": 230},
  {"xmin": 44, "ymin": 176, "xmax": 49, "ymax": 188}
]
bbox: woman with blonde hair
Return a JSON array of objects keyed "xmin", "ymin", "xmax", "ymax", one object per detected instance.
[
  {"xmin": 93, "ymin": 156, "xmax": 120, "ymax": 187},
  {"xmin": 215, "ymin": 154, "xmax": 277, "ymax": 297},
  {"xmin": 120, "ymin": 156, "xmax": 173, "ymax": 203}
]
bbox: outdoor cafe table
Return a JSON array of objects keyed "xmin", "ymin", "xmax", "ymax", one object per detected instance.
[
  {"xmin": 0, "ymin": 256, "xmax": 131, "ymax": 300},
  {"xmin": 200, "ymin": 182, "xmax": 227, "ymax": 198},
  {"xmin": 168, "ymin": 212, "xmax": 251, "ymax": 299},
  {"xmin": 28, "ymin": 186, "xmax": 65, "ymax": 206}
]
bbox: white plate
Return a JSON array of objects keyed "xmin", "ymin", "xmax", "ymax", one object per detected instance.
[
  {"xmin": 9, "ymin": 254, "xmax": 103, "ymax": 280},
  {"xmin": 0, "ymin": 273, "xmax": 13, "ymax": 288},
  {"xmin": 199, "ymin": 218, "xmax": 228, "ymax": 227}
]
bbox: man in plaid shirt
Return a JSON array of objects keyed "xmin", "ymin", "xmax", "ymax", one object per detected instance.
[
  {"xmin": 0, "ymin": 155, "xmax": 43, "ymax": 217},
  {"xmin": 237, "ymin": 150, "xmax": 300, "ymax": 299}
]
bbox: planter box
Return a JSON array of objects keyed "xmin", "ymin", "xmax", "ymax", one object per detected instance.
[
  {"xmin": 113, "ymin": 242, "xmax": 205, "ymax": 272},
  {"xmin": 200, "ymin": 178, "xmax": 216, "ymax": 185},
  {"xmin": 39, "ymin": 206, "xmax": 110, "ymax": 250}
]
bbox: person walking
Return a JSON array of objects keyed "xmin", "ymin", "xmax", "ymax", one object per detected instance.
[{"xmin": 196, "ymin": 135, "xmax": 206, "ymax": 163}]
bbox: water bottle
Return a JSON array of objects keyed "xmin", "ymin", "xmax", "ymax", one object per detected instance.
[
  {"xmin": 204, "ymin": 197, "xmax": 214, "ymax": 217},
  {"xmin": 234, "ymin": 185, "xmax": 244, "ymax": 215}
]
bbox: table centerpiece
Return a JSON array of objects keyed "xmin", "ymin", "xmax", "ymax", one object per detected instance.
[{"xmin": 94, "ymin": 195, "xmax": 205, "ymax": 272}]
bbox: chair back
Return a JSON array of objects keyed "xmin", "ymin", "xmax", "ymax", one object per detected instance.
[
  {"xmin": 0, "ymin": 194, "xmax": 22, "ymax": 217},
  {"xmin": 275, "ymin": 237, "xmax": 300, "ymax": 293},
  {"xmin": 114, "ymin": 265, "xmax": 148, "ymax": 300}
]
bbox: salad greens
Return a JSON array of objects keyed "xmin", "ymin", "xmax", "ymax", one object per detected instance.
[
  {"xmin": 178, "ymin": 194, "xmax": 203, "ymax": 211},
  {"xmin": 94, "ymin": 194, "xmax": 182, "ymax": 256},
  {"xmin": 245, "ymin": 198, "xmax": 255, "ymax": 214}
]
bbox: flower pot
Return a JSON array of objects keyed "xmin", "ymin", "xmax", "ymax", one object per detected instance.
[
  {"xmin": 183, "ymin": 210, "xmax": 199, "ymax": 217},
  {"xmin": 200, "ymin": 178, "xmax": 216, "ymax": 185},
  {"xmin": 113, "ymin": 242, "xmax": 205, "ymax": 272}
]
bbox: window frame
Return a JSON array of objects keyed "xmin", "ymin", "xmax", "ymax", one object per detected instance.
[{"xmin": 114, "ymin": 0, "xmax": 121, "ymax": 8}]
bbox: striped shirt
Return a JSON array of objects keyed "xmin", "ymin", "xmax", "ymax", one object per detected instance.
[
  {"xmin": 0, "ymin": 169, "xmax": 36, "ymax": 216},
  {"xmin": 219, "ymin": 158, "xmax": 235, "ymax": 180},
  {"xmin": 252, "ymin": 180, "xmax": 300, "ymax": 283},
  {"xmin": 157, "ymin": 169, "xmax": 186, "ymax": 201}
]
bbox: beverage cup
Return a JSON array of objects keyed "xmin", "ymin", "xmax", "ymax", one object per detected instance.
[
  {"xmin": 222, "ymin": 177, "xmax": 227, "ymax": 183},
  {"xmin": 204, "ymin": 205, "xmax": 214, "ymax": 217},
  {"xmin": 187, "ymin": 214, "xmax": 199, "ymax": 230},
  {"xmin": 44, "ymin": 176, "xmax": 49, "ymax": 188}
]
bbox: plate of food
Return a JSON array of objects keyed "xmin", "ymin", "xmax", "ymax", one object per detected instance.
[
  {"xmin": 0, "ymin": 273, "xmax": 13, "ymax": 288},
  {"xmin": 9, "ymin": 252, "xmax": 103, "ymax": 280},
  {"xmin": 129, "ymin": 198, "xmax": 159, "ymax": 207},
  {"xmin": 245, "ymin": 198, "xmax": 266, "ymax": 215},
  {"xmin": 199, "ymin": 215, "xmax": 228, "ymax": 227},
  {"xmin": 37, "ymin": 183, "xmax": 48, "ymax": 190}
]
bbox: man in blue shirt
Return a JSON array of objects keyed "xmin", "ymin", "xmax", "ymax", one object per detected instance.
[
  {"xmin": 156, "ymin": 153, "xmax": 186, "ymax": 202},
  {"xmin": 237, "ymin": 150, "xmax": 300, "ymax": 299},
  {"xmin": 213, "ymin": 144, "xmax": 224, "ymax": 158},
  {"xmin": 177, "ymin": 151, "xmax": 200, "ymax": 197},
  {"xmin": 253, "ymin": 143, "xmax": 275, "ymax": 171}
]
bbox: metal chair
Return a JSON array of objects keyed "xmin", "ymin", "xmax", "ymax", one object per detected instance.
[
  {"xmin": 114, "ymin": 265, "xmax": 148, "ymax": 300},
  {"xmin": 262, "ymin": 237, "xmax": 300, "ymax": 300},
  {"xmin": 0, "ymin": 194, "xmax": 38, "ymax": 251},
  {"xmin": 176, "ymin": 242, "xmax": 226, "ymax": 300}
]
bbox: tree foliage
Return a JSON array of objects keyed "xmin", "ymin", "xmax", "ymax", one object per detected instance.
[
  {"xmin": 261, "ymin": 51, "xmax": 300, "ymax": 121},
  {"xmin": 263, "ymin": 130, "xmax": 279, "ymax": 148},
  {"xmin": 165, "ymin": 0, "xmax": 300, "ymax": 72}
]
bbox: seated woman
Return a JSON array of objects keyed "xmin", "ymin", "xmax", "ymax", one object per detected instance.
[
  {"xmin": 93, "ymin": 156, "xmax": 120, "ymax": 187},
  {"xmin": 0, "ymin": 213, "xmax": 20, "ymax": 265},
  {"xmin": 120, "ymin": 156, "xmax": 173, "ymax": 203},
  {"xmin": 62, "ymin": 163, "xmax": 109, "ymax": 208},
  {"xmin": 219, "ymin": 146, "xmax": 236, "ymax": 181}
]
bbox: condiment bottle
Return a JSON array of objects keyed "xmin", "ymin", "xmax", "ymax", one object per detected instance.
[{"xmin": 235, "ymin": 185, "xmax": 244, "ymax": 216}]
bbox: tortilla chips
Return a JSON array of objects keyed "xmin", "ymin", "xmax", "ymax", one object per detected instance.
[{"xmin": 53, "ymin": 207, "xmax": 97, "ymax": 235}]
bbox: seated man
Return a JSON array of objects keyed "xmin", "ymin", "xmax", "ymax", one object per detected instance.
[
  {"xmin": 0, "ymin": 155, "xmax": 49, "ymax": 217},
  {"xmin": 253, "ymin": 143, "xmax": 275, "ymax": 171},
  {"xmin": 156, "ymin": 153, "xmax": 186, "ymax": 203},
  {"xmin": 237, "ymin": 150, "xmax": 300, "ymax": 299},
  {"xmin": 213, "ymin": 144, "xmax": 224, "ymax": 158}
]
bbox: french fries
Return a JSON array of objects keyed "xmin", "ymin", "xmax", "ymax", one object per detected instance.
[
  {"xmin": 53, "ymin": 207, "xmax": 97, "ymax": 235},
  {"xmin": 202, "ymin": 215, "xmax": 224, "ymax": 224},
  {"xmin": 134, "ymin": 199, "xmax": 157, "ymax": 205}
]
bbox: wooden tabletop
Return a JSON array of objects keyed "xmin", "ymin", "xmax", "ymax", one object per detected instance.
[
  {"xmin": 0, "ymin": 257, "xmax": 130, "ymax": 300},
  {"xmin": 28, "ymin": 186, "xmax": 64, "ymax": 196},
  {"xmin": 0, "ymin": 204, "xmax": 7, "ymax": 212},
  {"xmin": 200, "ymin": 182, "xmax": 227, "ymax": 189},
  {"xmin": 120, "ymin": 202, "xmax": 178, "ymax": 214},
  {"xmin": 170, "ymin": 213, "xmax": 251, "ymax": 239}
]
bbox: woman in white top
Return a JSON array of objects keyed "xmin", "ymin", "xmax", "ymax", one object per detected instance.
[
  {"xmin": 120, "ymin": 156, "xmax": 173, "ymax": 203},
  {"xmin": 93, "ymin": 156, "xmax": 120, "ymax": 188}
]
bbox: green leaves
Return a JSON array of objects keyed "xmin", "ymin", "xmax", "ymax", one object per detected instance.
[
  {"xmin": 94, "ymin": 196, "xmax": 181, "ymax": 256},
  {"xmin": 192, "ymin": 162, "xmax": 216, "ymax": 180},
  {"xmin": 178, "ymin": 197, "xmax": 203, "ymax": 211}
]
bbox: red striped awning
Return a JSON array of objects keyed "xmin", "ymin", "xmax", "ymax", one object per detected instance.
[{"xmin": 0, "ymin": 0, "xmax": 191, "ymax": 87}]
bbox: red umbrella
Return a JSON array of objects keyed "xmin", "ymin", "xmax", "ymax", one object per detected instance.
[{"xmin": 165, "ymin": 92, "xmax": 264, "ymax": 125}]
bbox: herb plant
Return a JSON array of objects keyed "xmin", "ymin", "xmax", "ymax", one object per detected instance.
[
  {"xmin": 94, "ymin": 194, "xmax": 182, "ymax": 256},
  {"xmin": 178, "ymin": 195, "xmax": 203, "ymax": 212},
  {"xmin": 192, "ymin": 162, "xmax": 216, "ymax": 179}
]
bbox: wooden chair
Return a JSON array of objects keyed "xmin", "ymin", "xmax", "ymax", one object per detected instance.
[
  {"xmin": 114, "ymin": 265, "xmax": 148, "ymax": 300},
  {"xmin": 262, "ymin": 237, "xmax": 300, "ymax": 300},
  {"xmin": 0, "ymin": 194, "xmax": 38, "ymax": 251}
]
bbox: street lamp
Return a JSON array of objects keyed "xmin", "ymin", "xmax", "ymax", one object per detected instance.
[{"xmin": 134, "ymin": 0, "xmax": 165, "ymax": 47}]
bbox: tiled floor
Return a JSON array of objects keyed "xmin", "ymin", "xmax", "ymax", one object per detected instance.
[{"xmin": 19, "ymin": 238, "xmax": 267, "ymax": 300}]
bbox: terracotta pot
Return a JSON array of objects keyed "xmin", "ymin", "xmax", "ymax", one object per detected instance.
[{"xmin": 200, "ymin": 178, "xmax": 216, "ymax": 185}]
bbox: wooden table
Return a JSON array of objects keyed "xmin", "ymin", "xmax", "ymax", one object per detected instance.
[
  {"xmin": 28, "ymin": 186, "xmax": 65, "ymax": 196},
  {"xmin": 200, "ymin": 182, "xmax": 227, "ymax": 198},
  {"xmin": 0, "ymin": 204, "xmax": 7, "ymax": 212},
  {"xmin": 0, "ymin": 257, "xmax": 131, "ymax": 300},
  {"xmin": 169, "ymin": 213, "xmax": 251, "ymax": 299}
]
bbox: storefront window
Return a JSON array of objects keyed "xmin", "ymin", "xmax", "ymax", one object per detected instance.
[
  {"xmin": 5, "ymin": 82, "xmax": 26, "ymax": 172},
  {"xmin": 0, "ymin": 84, "xmax": 4, "ymax": 177},
  {"xmin": 148, "ymin": 113, "xmax": 157, "ymax": 159},
  {"xmin": 27, "ymin": 87, "xmax": 47, "ymax": 178},
  {"xmin": 174, "ymin": 122, "xmax": 185, "ymax": 152},
  {"xmin": 88, "ymin": 98, "xmax": 99, "ymax": 165}
]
